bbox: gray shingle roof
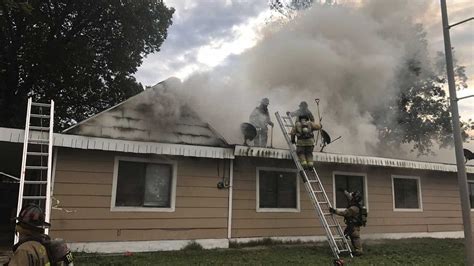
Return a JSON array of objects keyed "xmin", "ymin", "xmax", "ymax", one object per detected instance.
[{"xmin": 64, "ymin": 79, "xmax": 228, "ymax": 147}]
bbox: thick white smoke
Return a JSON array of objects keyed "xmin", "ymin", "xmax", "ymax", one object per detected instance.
[{"xmin": 172, "ymin": 1, "xmax": 434, "ymax": 156}]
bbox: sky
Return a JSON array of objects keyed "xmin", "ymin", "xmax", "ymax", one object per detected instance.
[{"xmin": 133, "ymin": 0, "xmax": 473, "ymax": 162}]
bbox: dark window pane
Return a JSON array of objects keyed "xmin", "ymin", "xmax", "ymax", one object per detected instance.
[
  {"xmin": 116, "ymin": 161, "xmax": 173, "ymax": 208},
  {"xmin": 334, "ymin": 175, "xmax": 365, "ymax": 208},
  {"xmin": 393, "ymin": 178, "xmax": 419, "ymax": 209},
  {"xmin": 116, "ymin": 161, "xmax": 146, "ymax": 207},
  {"xmin": 144, "ymin": 164, "xmax": 172, "ymax": 207},
  {"xmin": 259, "ymin": 170, "xmax": 297, "ymax": 209}
]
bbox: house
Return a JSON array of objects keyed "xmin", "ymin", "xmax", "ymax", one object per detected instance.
[{"xmin": 0, "ymin": 80, "xmax": 473, "ymax": 253}]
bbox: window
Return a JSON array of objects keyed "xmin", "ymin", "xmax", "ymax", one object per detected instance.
[
  {"xmin": 333, "ymin": 172, "xmax": 367, "ymax": 209},
  {"xmin": 391, "ymin": 175, "xmax": 422, "ymax": 211},
  {"xmin": 468, "ymin": 180, "xmax": 474, "ymax": 210},
  {"xmin": 257, "ymin": 168, "xmax": 299, "ymax": 212},
  {"xmin": 112, "ymin": 157, "xmax": 177, "ymax": 212}
]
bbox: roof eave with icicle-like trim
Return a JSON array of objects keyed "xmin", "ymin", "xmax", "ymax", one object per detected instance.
[
  {"xmin": 0, "ymin": 127, "xmax": 234, "ymax": 159},
  {"xmin": 234, "ymin": 145, "xmax": 474, "ymax": 174}
]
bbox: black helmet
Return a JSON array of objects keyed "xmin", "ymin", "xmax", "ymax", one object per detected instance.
[
  {"xmin": 16, "ymin": 204, "xmax": 51, "ymax": 231},
  {"xmin": 299, "ymin": 101, "xmax": 308, "ymax": 108},
  {"xmin": 351, "ymin": 191, "xmax": 363, "ymax": 203}
]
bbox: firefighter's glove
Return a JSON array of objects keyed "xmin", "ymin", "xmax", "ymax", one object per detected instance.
[
  {"xmin": 329, "ymin": 207, "xmax": 336, "ymax": 214},
  {"xmin": 269, "ymin": 121, "xmax": 274, "ymax": 127}
]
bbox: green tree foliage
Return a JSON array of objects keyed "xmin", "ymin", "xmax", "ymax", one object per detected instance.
[
  {"xmin": 0, "ymin": 0, "xmax": 174, "ymax": 130},
  {"xmin": 373, "ymin": 33, "xmax": 472, "ymax": 156}
]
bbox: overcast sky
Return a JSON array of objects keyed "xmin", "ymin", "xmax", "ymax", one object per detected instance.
[{"xmin": 134, "ymin": 0, "xmax": 473, "ymax": 134}]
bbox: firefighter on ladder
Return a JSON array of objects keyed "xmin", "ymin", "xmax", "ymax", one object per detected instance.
[
  {"xmin": 290, "ymin": 114, "xmax": 321, "ymax": 169},
  {"xmin": 329, "ymin": 190, "xmax": 366, "ymax": 256}
]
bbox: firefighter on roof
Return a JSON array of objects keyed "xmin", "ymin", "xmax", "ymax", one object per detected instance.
[
  {"xmin": 329, "ymin": 190, "xmax": 367, "ymax": 256},
  {"xmin": 289, "ymin": 101, "xmax": 315, "ymax": 122},
  {"xmin": 290, "ymin": 114, "xmax": 321, "ymax": 169},
  {"xmin": 249, "ymin": 98, "xmax": 274, "ymax": 147}
]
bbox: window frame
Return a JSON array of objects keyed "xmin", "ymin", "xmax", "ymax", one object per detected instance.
[
  {"xmin": 332, "ymin": 171, "xmax": 369, "ymax": 211},
  {"xmin": 391, "ymin": 175, "xmax": 423, "ymax": 212},
  {"xmin": 111, "ymin": 156, "xmax": 177, "ymax": 212},
  {"xmin": 468, "ymin": 179, "xmax": 474, "ymax": 211},
  {"xmin": 256, "ymin": 167, "xmax": 300, "ymax": 213}
]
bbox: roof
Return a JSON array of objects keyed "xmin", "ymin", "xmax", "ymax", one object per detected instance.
[
  {"xmin": 63, "ymin": 78, "xmax": 228, "ymax": 148},
  {"xmin": 234, "ymin": 145, "xmax": 474, "ymax": 174},
  {"xmin": 0, "ymin": 127, "xmax": 234, "ymax": 159}
]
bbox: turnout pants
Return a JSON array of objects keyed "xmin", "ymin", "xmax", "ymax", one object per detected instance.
[
  {"xmin": 344, "ymin": 226, "xmax": 363, "ymax": 255},
  {"xmin": 296, "ymin": 145, "xmax": 314, "ymax": 168}
]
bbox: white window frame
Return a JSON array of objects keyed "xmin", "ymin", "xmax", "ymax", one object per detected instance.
[
  {"xmin": 391, "ymin": 175, "xmax": 423, "ymax": 212},
  {"xmin": 468, "ymin": 179, "xmax": 474, "ymax": 211},
  {"xmin": 332, "ymin": 171, "xmax": 369, "ymax": 211},
  {"xmin": 111, "ymin": 156, "xmax": 177, "ymax": 212},
  {"xmin": 256, "ymin": 167, "xmax": 300, "ymax": 213}
]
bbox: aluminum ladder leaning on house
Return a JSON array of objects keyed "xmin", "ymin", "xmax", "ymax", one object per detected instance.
[
  {"xmin": 275, "ymin": 112, "xmax": 353, "ymax": 261},
  {"xmin": 15, "ymin": 98, "xmax": 54, "ymax": 244}
]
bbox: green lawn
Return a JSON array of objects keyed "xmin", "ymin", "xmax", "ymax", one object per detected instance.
[{"xmin": 74, "ymin": 238, "xmax": 464, "ymax": 265}]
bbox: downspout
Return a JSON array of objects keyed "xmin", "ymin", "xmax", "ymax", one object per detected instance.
[{"xmin": 227, "ymin": 159, "xmax": 234, "ymax": 240}]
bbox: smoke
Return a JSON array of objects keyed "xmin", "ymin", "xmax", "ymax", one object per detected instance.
[{"xmin": 159, "ymin": 1, "xmax": 464, "ymax": 162}]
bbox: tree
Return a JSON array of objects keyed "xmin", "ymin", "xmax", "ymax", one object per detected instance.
[
  {"xmin": 373, "ymin": 29, "xmax": 473, "ymax": 156},
  {"xmin": 0, "ymin": 0, "xmax": 174, "ymax": 130}
]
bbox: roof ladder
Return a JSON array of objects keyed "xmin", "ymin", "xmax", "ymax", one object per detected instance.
[
  {"xmin": 15, "ymin": 98, "xmax": 54, "ymax": 243},
  {"xmin": 275, "ymin": 112, "xmax": 353, "ymax": 261}
]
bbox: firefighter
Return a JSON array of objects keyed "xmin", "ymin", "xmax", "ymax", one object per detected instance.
[
  {"xmin": 289, "ymin": 101, "xmax": 315, "ymax": 122},
  {"xmin": 8, "ymin": 204, "xmax": 73, "ymax": 266},
  {"xmin": 290, "ymin": 114, "xmax": 321, "ymax": 169},
  {"xmin": 329, "ymin": 190, "xmax": 366, "ymax": 256},
  {"xmin": 249, "ymin": 98, "xmax": 274, "ymax": 147}
]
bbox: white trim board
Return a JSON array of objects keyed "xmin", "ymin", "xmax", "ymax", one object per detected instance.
[
  {"xmin": 68, "ymin": 231, "xmax": 464, "ymax": 253},
  {"xmin": 69, "ymin": 238, "xmax": 228, "ymax": 253},
  {"xmin": 0, "ymin": 127, "xmax": 234, "ymax": 159},
  {"xmin": 230, "ymin": 231, "xmax": 464, "ymax": 244}
]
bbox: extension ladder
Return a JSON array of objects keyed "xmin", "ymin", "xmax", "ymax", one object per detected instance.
[
  {"xmin": 275, "ymin": 112, "xmax": 353, "ymax": 260},
  {"xmin": 15, "ymin": 98, "xmax": 54, "ymax": 243}
]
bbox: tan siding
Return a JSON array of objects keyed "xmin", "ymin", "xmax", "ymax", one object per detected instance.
[
  {"xmin": 51, "ymin": 148, "xmax": 229, "ymax": 242},
  {"xmin": 52, "ymin": 218, "xmax": 227, "ymax": 230},
  {"xmin": 231, "ymin": 158, "xmax": 464, "ymax": 238},
  {"xmin": 50, "ymin": 228, "xmax": 227, "ymax": 242}
]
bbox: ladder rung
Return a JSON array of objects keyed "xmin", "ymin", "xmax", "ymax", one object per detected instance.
[
  {"xmin": 24, "ymin": 180, "xmax": 48, "ymax": 185},
  {"xmin": 309, "ymin": 180, "xmax": 319, "ymax": 183},
  {"xmin": 30, "ymin": 114, "xmax": 50, "ymax": 119},
  {"xmin": 28, "ymin": 139, "xmax": 49, "ymax": 144},
  {"xmin": 319, "ymin": 201, "xmax": 328, "ymax": 204},
  {"xmin": 29, "ymin": 126, "xmax": 50, "ymax": 131},
  {"xmin": 25, "ymin": 166, "xmax": 48, "ymax": 170},
  {"xmin": 27, "ymin": 152, "xmax": 49, "ymax": 156},
  {"xmin": 323, "ymin": 213, "xmax": 332, "ymax": 216},
  {"xmin": 31, "ymin": 102, "xmax": 51, "ymax": 108},
  {"xmin": 23, "ymin": 196, "xmax": 46, "ymax": 200}
]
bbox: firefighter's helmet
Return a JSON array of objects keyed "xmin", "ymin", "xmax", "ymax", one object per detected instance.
[{"xmin": 16, "ymin": 204, "xmax": 51, "ymax": 231}]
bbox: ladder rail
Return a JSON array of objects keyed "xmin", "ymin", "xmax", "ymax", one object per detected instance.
[
  {"xmin": 275, "ymin": 111, "xmax": 353, "ymax": 259},
  {"xmin": 15, "ymin": 98, "xmax": 32, "ymax": 244},
  {"xmin": 45, "ymin": 100, "xmax": 54, "ymax": 234}
]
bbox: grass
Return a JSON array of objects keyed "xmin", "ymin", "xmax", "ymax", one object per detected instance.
[{"xmin": 74, "ymin": 238, "xmax": 465, "ymax": 265}]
